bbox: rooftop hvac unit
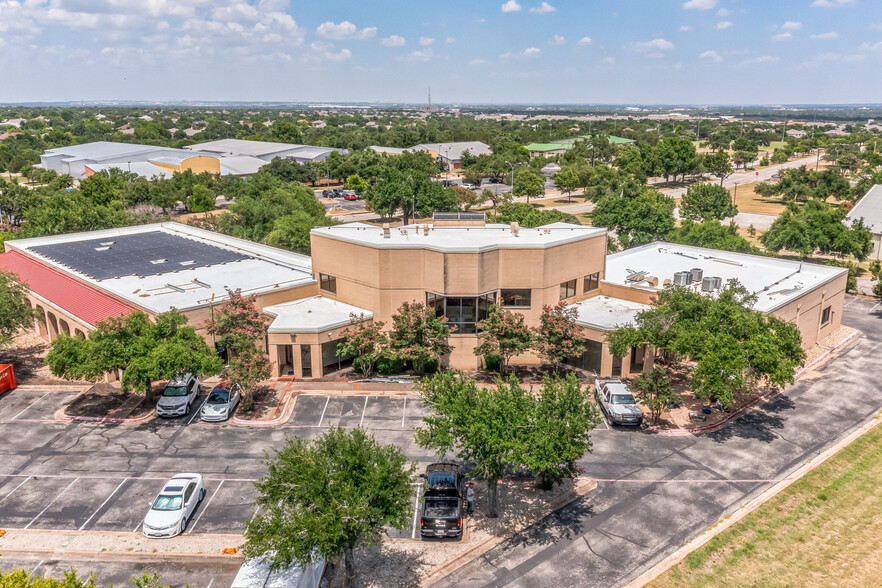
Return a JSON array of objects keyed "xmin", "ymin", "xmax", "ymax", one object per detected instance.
[
  {"xmin": 673, "ymin": 271, "xmax": 692, "ymax": 287},
  {"xmin": 690, "ymin": 268, "xmax": 703, "ymax": 283},
  {"xmin": 701, "ymin": 276, "xmax": 716, "ymax": 292},
  {"xmin": 711, "ymin": 276, "xmax": 723, "ymax": 290}
]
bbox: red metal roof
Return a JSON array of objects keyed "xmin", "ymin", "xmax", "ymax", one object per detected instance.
[{"xmin": 0, "ymin": 250, "xmax": 136, "ymax": 327}]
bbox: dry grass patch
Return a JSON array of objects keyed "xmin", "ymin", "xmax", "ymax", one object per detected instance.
[
  {"xmin": 727, "ymin": 182, "xmax": 787, "ymax": 215},
  {"xmin": 649, "ymin": 424, "xmax": 882, "ymax": 588}
]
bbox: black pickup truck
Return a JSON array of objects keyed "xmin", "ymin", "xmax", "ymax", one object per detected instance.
[{"xmin": 419, "ymin": 463, "xmax": 464, "ymax": 539}]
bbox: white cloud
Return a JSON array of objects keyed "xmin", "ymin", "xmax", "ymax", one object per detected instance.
[
  {"xmin": 870, "ymin": 23, "xmax": 882, "ymax": 31},
  {"xmin": 679, "ymin": 25, "xmax": 692, "ymax": 32},
  {"xmin": 699, "ymin": 49, "xmax": 722, "ymax": 62},
  {"xmin": 529, "ymin": 2, "xmax": 556, "ymax": 14},
  {"xmin": 781, "ymin": 21, "xmax": 803, "ymax": 30},
  {"xmin": 501, "ymin": 47, "xmax": 542, "ymax": 58},
  {"xmin": 501, "ymin": 0, "xmax": 522, "ymax": 12},
  {"xmin": 407, "ymin": 48, "xmax": 434, "ymax": 62},
  {"xmin": 810, "ymin": 31, "xmax": 839, "ymax": 39},
  {"xmin": 446, "ymin": 37, "xmax": 456, "ymax": 43},
  {"xmin": 682, "ymin": 0, "xmax": 717, "ymax": 10},
  {"xmin": 811, "ymin": 0, "xmax": 855, "ymax": 6},
  {"xmin": 316, "ymin": 21, "xmax": 377, "ymax": 41},
  {"xmin": 577, "ymin": 36, "xmax": 593, "ymax": 45},
  {"xmin": 716, "ymin": 21, "xmax": 733, "ymax": 29},
  {"xmin": 772, "ymin": 32, "xmax": 792, "ymax": 41},
  {"xmin": 550, "ymin": 34, "xmax": 565, "ymax": 45},
  {"xmin": 468, "ymin": 58, "xmax": 487, "ymax": 65},
  {"xmin": 717, "ymin": 8, "xmax": 731, "ymax": 16},
  {"xmin": 632, "ymin": 38, "xmax": 675, "ymax": 52},
  {"xmin": 603, "ymin": 56, "xmax": 616, "ymax": 64},
  {"xmin": 380, "ymin": 35, "xmax": 405, "ymax": 47},
  {"xmin": 419, "ymin": 36, "xmax": 435, "ymax": 46},
  {"xmin": 859, "ymin": 40, "xmax": 882, "ymax": 51},
  {"xmin": 738, "ymin": 55, "xmax": 778, "ymax": 66}
]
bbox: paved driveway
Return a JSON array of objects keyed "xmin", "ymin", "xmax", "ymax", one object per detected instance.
[{"xmin": 432, "ymin": 296, "xmax": 882, "ymax": 588}]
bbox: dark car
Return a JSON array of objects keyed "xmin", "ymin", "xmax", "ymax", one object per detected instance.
[
  {"xmin": 420, "ymin": 463, "xmax": 464, "ymax": 539},
  {"xmin": 441, "ymin": 180, "xmax": 456, "ymax": 187},
  {"xmin": 321, "ymin": 189, "xmax": 334, "ymax": 197},
  {"xmin": 488, "ymin": 177, "xmax": 504, "ymax": 184}
]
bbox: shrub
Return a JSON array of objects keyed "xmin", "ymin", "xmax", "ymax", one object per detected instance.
[
  {"xmin": 377, "ymin": 354, "xmax": 405, "ymax": 376},
  {"xmin": 484, "ymin": 354, "xmax": 502, "ymax": 372}
]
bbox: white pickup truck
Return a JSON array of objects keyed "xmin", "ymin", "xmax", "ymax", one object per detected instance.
[{"xmin": 595, "ymin": 379, "xmax": 643, "ymax": 426}]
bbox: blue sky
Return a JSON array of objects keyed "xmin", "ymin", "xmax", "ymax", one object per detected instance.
[{"xmin": 0, "ymin": 0, "xmax": 880, "ymax": 104}]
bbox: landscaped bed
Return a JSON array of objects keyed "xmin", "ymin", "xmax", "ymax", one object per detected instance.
[
  {"xmin": 63, "ymin": 382, "xmax": 154, "ymax": 420},
  {"xmin": 233, "ymin": 383, "xmax": 285, "ymax": 420},
  {"xmin": 648, "ymin": 423, "xmax": 882, "ymax": 588},
  {"xmin": 326, "ymin": 477, "xmax": 593, "ymax": 588}
]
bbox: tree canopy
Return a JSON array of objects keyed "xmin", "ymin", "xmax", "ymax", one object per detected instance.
[
  {"xmin": 680, "ymin": 183, "xmax": 738, "ymax": 222},
  {"xmin": 0, "ymin": 270, "xmax": 37, "ymax": 347},
  {"xmin": 592, "ymin": 188, "xmax": 675, "ymax": 248},
  {"xmin": 760, "ymin": 201, "xmax": 873, "ymax": 260}
]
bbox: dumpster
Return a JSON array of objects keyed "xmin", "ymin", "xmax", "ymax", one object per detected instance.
[{"xmin": 0, "ymin": 364, "xmax": 15, "ymax": 396}]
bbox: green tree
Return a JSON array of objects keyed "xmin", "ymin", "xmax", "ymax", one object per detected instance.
[
  {"xmin": 680, "ymin": 183, "xmax": 738, "ymax": 222},
  {"xmin": 451, "ymin": 185, "xmax": 487, "ymax": 211},
  {"xmin": 494, "ymin": 202, "xmax": 579, "ymax": 228},
  {"xmin": 206, "ymin": 289, "xmax": 270, "ymax": 357},
  {"xmin": 631, "ymin": 366, "xmax": 678, "ymax": 425},
  {"xmin": 473, "ymin": 304, "xmax": 532, "ymax": 372},
  {"xmin": 337, "ymin": 314, "xmax": 388, "ymax": 377},
  {"xmin": 533, "ymin": 303, "xmax": 586, "ymax": 372},
  {"xmin": 45, "ymin": 310, "xmax": 223, "ymax": 402},
  {"xmin": 224, "ymin": 346, "xmax": 271, "ymax": 411},
  {"xmin": 416, "ymin": 372, "xmax": 530, "ymax": 517},
  {"xmin": 186, "ymin": 184, "xmax": 216, "ymax": 213},
  {"xmin": 345, "ymin": 173, "xmax": 369, "ymax": 194},
  {"xmin": 553, "ymin": 168, "xmax": 581, "ymax": 202},
  {"xmin": 244, "ymin": 427, "xmax": 415, "ymax": 587},
  {"xmin": 0, "ymin": 270, "xmax": 38, "ymax": 347},
  {"xmin": 703, "ymin": 151, "xmax": 733, "ymax": 186},
  {"xmin": 482, "ymin": 187, "xmax": 512, "ymax": 217},
  {"xmin": 607, "ymin": 281, "xmax": 806, "ymax": 407},
  {"xmin": 389, "ymin": 301, "xmax": 451, "ymax": 375},
  {"xmin": 591, "ymin": 189, "xmax": 676, "ymax": 248},
  {"xmin": 266, "ymin": 210, "xmax": 338, "ymax": 254},
  {"xmin": 668, "ymin": 220, "xmax": 759, "ymax": 254},
  {"xmin": 760, "ymin": 201, "xmax": 873, "ymax": 260},
  {"xmin": 512, "ymin": 168, "xmax": 545, "ymax": 204}
]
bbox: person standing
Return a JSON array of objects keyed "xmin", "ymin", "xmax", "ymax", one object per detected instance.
[{"xmin": 466, "ymin": 482, "xmax": 475, "ymax": 516}]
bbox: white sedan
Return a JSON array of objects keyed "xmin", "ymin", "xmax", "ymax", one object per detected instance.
[
  {"xmin": 142, "ymin": 473, "xmax": 205, "ymax": 538},
  {"xmin": 200, "ymin": 384, "xmax": 242, "ymax": 422}
]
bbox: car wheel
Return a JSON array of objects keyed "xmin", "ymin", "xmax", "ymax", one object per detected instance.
[
  {"xmin": 180, "ymin": 516, "xmax": 188, "ymax": 533},
  {"xmin": 200, "ymin": 488, "xmax": 206, "ymax": 501}
]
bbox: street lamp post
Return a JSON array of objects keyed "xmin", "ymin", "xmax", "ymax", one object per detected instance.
[{"xmin": 505, "ymin": 160, "xmax": 515, "ymax": 197}]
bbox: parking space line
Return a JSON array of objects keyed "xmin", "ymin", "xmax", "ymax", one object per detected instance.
[
  {"xmin": 78, "ymin": 479, "xmax": 128, "ymax": 530},
  {"xmin": 187, "ymin": 395, "xmax": 208, "ymax": 425},
  {"xmin": 317, "ymin": 396, "xmax": 330, "ymax": 427},
  {"xmin": 206, "ymin": 580, "xmax": 214, "ymax": 588},
  {"xmin": 869, "ymin": 300, "xmax": 882, "ymax": 314},
  {"xmin": 0, "ymin": 475, "xmax": 31, "ymax": 504},
  {"xmin": 844, "ymin": 297, "xmax": 858, "ymax": 308},
  {"xmin": 411, "ymin": 483, "xmax": 422, "ymax": 539},
  {"xmin": 187, "ymin": 480, "xmax": 224, "ymax": 534},
  {"xmin": 401, "ymin": 397, "xmax": 407, "ymax": 428},
  {"xmin": 24, "ymin": 478, "xmax": 78, "ymax": 529},
  {"xmin": 11, "ymin": 391, "xmax": 51, "ymax": 420},
  {"xmin": 27, "ymin": 561, "xmax": 44, "ymax": 580},
  {"xmin": 359, "ymin": 396, "xmax": 369, "ymax": 427}
]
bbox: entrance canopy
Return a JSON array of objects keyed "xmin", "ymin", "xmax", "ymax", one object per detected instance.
[{"xmin": 264, "ymin": 296, "xmax": 372, "ymax": 334}]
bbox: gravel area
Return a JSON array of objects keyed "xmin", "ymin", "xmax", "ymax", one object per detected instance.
[
  {"xmin": 329, "ymin": 478, "xmax": 589, "ymax": 588},
  {"xmin": 0, "ymin": 529, "xmax": 242, "ymax": 558},
  {"xmin": 0, "ymin": 332, "xmax": 75, "ymax": 386}
]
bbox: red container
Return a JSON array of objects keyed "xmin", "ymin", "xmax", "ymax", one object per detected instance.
[{"xmin": 0, "ymin": 364, "xmax": 16, "ymax": 395}]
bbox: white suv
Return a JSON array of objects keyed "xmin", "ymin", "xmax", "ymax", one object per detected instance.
[{"xmin": 156, "ymin": 373, "xmax": 199, "ymax": 417}]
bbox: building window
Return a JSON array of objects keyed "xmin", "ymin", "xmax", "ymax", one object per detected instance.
[
  {"xmin": 821, "ymin": 306, "xmax": 832, "ymax": 326},
  {"xmin": 584, "ymin": 272, "xmax": 600, "ymax": 293},
  {"xmin": 426, "ymin": 292, "xmax": 496, "ymax": 334},
  {"xmin": 501, "ymin": 289, "xmax": 531, "ymax": 308},
  {"xmin": 319, "ymin": 273, "xmax": 336, "ymax": 294},
  {"xmin": 560, "ymin": 279, "xmax": 577, "ymax": 300}
]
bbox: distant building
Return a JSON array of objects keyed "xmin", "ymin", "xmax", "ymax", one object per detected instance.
[
  {"xmin": 185, "ymin": 139, "xmax": 345, "ymax": 164},
  {"xmin": 786, "ymin": 129, "xmax": 807, "ymax": 138},
  {"xmin": 369, "ymin": 146, "xmax": 409, "ymax": 156},
  {"xmin": 525, "ymin": 135, "xmax": 635, "ymax": 158},
  {"xmin": 846, "ymin": 184, "xmax": 882, "ymax": 260},
  {"xmin": 0, "ymin": 118, "xmax": 26, "ymax": 128},
  {"xmin": 409, "ymin": 141, "xmax": 492, "ymax": 171}
]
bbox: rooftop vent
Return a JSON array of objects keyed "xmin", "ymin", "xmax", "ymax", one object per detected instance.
[
  {"xmin": 690, "ymin": 268, "xmax": 703, "ymax": 283},
  {"xmin": 94, "ymin": 246, "xmax": 111, "ymax": 252},
  {"xmin": 422, "ymin": 223, "xmax": 430, "ymax": 235},
  {"xmin": 382, "ymin": 223, "xmax": 391, "ymax": 239},
  {"xmin": 701, "ymin": 276, "xmax": 716, "ymax": 292},
  {"xmin": 510, "ymin": 221, "xmax": 520, "ymax": 236},
  {"xmin": 150, "ymin": 259, "xmax": 167, "ymax": 265},
  {"xmin": 99, "ymin": 241, "xmax": 115, "ymax": 246}
]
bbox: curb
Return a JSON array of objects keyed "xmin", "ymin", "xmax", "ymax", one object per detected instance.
[
  {"xmin": 422, "ymin": 478, "xmax": 597, "ymax": 587},
  {"xmin": 232, "ymin": 386, "xmax": 297, "ymax": 426},
  {"xmin": 624, "ymin": 409, "xmax": 882, "ymax": 588},
  {"xmin": 14, "ymin": 385, "xmax": 90, "ymax": 391},
  {"xmin": 650, "ymin": 328, "xmax": 863, "ymax": 436}
]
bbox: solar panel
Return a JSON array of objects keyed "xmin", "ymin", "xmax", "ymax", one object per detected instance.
[{"xmin": 31, "ymin": 231, "xmax": 251, "ymax": 280}]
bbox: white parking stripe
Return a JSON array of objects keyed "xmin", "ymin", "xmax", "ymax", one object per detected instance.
[
  {"xmin": 359, "ymin": 396, "xmax": 369, "ymax": 427},
  {"xmin": 187, "ymin": 395, "xmax": 209, "ymax": 425},
  {"xmin": 187, "ymin": 480, "xmax": 224, "ymax": 534},
  {"xmin": 12, "ymin": 391, "xmax": 51, "ymax": 421},
  {"xmin": 317, "ymin": 396, "xmax": 330, "ymax": 427},
  {"xmin": 27, "ymin": 561, "xmax": 44, "ymax": 579},
  {"xmin": 869, "ymin": 300, "xmax": 882, "ymax": 314},
  {"xmin": 0, "ymin": 476, "xmax": 31, "ymax": 504},
  {"xmin": 206, "ymin": 580, "xmax": 214, "ymax": 588},
  {"xmin": 411, "ymin": 483, "xmax": 422, "ymax": 539},
  {"xmin": 843, "ymin": 297, "xmax": 858, "ymax": 308},
  {"xmin": 79, "ymin": 479, "xmax": 127, "ymax": 530},
  {"xmin": 134, "ymin": 520, "xmax": 143, "ymax": 533},
  {"xmin": 401, "ymin": 397, "xmax": 407, "ymax": 428},
  {"xmin": 24, "ymin": 478, "xmax": 78, "ymax": 529}
]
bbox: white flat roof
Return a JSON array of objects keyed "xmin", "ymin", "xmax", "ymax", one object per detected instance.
[
  {"xmin": 846, "ymin": 184, "xmax": 882, "ymax": 234},
  {"xmin": 7, "ymin": 223, "xmax": 314, "ymax": 315},
  {"xmin": 185, "ymin": 139, "xmax": 305, "ymax": 157},
  {"xmin": 311, "ymin": 222, "xmax": 606, "ymax": 253},
  {"xmin": 85, "ymin": 162, "xmax": 172, "ymax": 180},
  {"xmin": 264, "ymin": 296, "xmax": 371, "ymax": 333},
  {"xmin": 44, "ymin": 141, "xmax": 159, "ymax": 160},
  {"xmin": 605, "ymin": 243, "xmax": 847, "ymax": 313},
  {"xmin": 572, "ymin": 296, "xmax": 651, "ymax": 331}
]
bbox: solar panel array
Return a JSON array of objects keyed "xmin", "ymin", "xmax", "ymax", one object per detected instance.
[{"xmin": 30, "ymin": 231, "xmax": 251, "ymax": 280}]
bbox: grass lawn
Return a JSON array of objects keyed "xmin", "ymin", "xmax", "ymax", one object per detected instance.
[
  {"xmin": 728, "ymin": 182, "xmax": 787, "ymax": 215},
  {"xmin": 650, "ymin": 422, "xmax": 882, "ymax": 588}
]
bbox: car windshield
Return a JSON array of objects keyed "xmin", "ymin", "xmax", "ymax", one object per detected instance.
[
  {"xmin": 428, "ymin": 472, "xmax": 457, "ymax": 491},
  {"xmin": 424, "ymin": 497, "xmax": 459, "ymax": 517},
  {"xmin": 152, "ymin": 494, "xmax": 182, "ymax": 510},
  {"xmin": 207, "ymin": 389, "xmax": 229, "ymax": 404},
  {"xmin": 611, "ymin": 394, "xmax": 636, "ymax": 405},
  {"xmin": 163, "ymin": 385, "xmax": 188, "ymax": 397}
]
